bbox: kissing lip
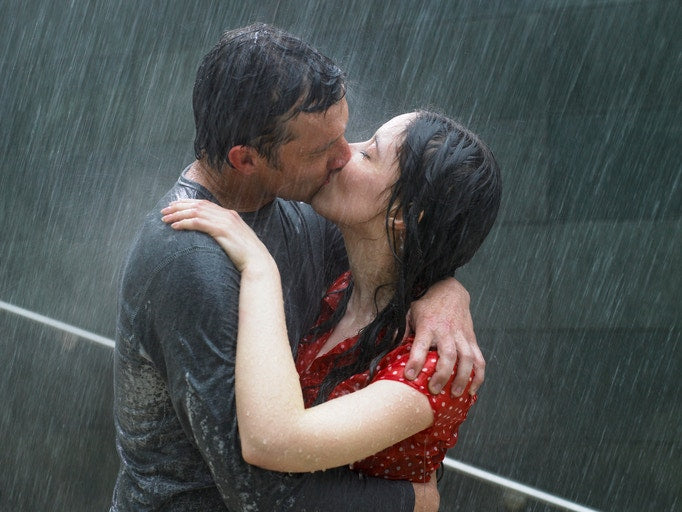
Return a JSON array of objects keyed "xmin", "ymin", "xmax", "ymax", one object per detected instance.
[{"xmin": 324, "ymin": 167, "xmax": 344, "ymax": 185}]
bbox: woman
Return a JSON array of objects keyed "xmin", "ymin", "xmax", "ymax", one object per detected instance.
[{"xmin": 161, "ymin": 110, "xmax": 501, "ymax": 483}]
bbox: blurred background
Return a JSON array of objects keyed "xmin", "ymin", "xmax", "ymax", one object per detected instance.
[{"xmin": 0, "ymin": 0, "xmax": 679, "ymax": 510}]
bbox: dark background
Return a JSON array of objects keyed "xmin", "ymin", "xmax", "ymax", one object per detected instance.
[{"xmin": 1, "ymin": 1, "xmax": 679, "ymax": 510}]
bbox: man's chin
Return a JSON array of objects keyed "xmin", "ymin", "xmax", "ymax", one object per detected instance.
[{"xmin": 304, "ymin": 182, "xmax": 331, "ymax": 206}]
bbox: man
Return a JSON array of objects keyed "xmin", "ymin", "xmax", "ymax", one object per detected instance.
[{"xmin": 111, "ymin": 24, "xmax": 483, "ymax": 511}]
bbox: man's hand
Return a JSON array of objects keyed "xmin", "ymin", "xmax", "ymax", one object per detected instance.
[
  {"xmin": 403, "ymin": 277, "xmax": 485, "ymax": 397},
  {"xmin": 412, "ymin": 473, "xmax": 440, "ymax": 512}
]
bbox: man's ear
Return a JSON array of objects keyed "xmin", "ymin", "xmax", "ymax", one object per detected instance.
[{"xmin": 227, "ymin": 145, "xmax": 261, "ymax": 175}]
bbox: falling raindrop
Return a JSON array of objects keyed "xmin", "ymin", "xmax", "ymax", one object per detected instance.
[{"xmin": 0, "ymin": 1, "xmax": 679, "ymax": 511}]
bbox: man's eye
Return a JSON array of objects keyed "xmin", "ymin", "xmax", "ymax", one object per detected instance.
[{"xmin": 360, "ymin": 151, "xmax": 370, "ymax": 160}]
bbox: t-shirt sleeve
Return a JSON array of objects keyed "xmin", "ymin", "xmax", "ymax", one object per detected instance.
[
  {"xmin": 287, "ymin": 467, "xmax": 415, "ymax": 512},
  {"xmin": 146, "ymin": 245, "xmax": 414, "ymax": 511}
]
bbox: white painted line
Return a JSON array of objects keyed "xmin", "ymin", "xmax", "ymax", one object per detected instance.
[
  {"xmin": 0, "ymin": 299, "xmax": 601, "ymax": 511},
  {"xmin": 442, "ymin": 458, "xmax": 601, "ymax": 512},
  {"xmin": 0, "ymin": 300, "xmax": 115, "ymax": 349}
]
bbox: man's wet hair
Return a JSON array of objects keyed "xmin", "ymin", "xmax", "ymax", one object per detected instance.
[{"xmin": 193, "ymin": 23, "xmax": 346, "ymax": 170}]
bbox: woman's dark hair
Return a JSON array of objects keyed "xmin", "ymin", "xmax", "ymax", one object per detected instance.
[
  {"xmin": 193, "ymin": 23, "xmax": 346, "ymax": 170},
  {"xmin": 313, "ymin": 111, "xmax": 502, "ymax": 404}
]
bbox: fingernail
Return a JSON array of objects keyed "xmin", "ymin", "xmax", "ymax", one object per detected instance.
[
  {"xmin": 405, "ymin": 369, "xmax": 416, "ymax": 380},
  {"xmin": 453, "ymin": 386, "xmax": 464, "ymax": 396},
  {"xmin": 431, "ymin": 384, "xmax": 442, "ymax": 394}
]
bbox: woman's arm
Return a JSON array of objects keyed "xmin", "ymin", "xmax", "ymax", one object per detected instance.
[
  {"xmin": 237, "ymin": 261, "xmax": 433, "ymax": 471},
  {"xmin": 161, "ymin": 200, "xmax": 434, "ymax": 472}
]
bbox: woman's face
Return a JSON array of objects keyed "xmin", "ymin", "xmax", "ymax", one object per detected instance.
[{"xmin": 311, "ymin": 112, "xmax": 416, "ymax": 228}]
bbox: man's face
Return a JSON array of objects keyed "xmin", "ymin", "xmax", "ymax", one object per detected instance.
[{"xmin": 259, "ymin": 97, "xmax": 351, "ymax": 203}]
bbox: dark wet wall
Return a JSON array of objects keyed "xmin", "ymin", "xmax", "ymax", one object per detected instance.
[{"xmin": 0, "ymin": 1, "xmax": 679, "ymax": 510}]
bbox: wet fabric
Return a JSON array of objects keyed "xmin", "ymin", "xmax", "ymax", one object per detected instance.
[
  {"xmin": 111, "ymin": 168, "xmax": 414, "ymax": 511},
  {"xmin": 297, "ymin": 272, "xmax": 477, "ymax": 483}
]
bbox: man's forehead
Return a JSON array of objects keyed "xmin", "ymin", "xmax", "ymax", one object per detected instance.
[{"xmin": 287, "ymin": 105, "xmax": 347, "ymax": 151}]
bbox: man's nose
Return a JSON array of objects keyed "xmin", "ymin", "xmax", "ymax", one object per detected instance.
[{"xmin": 329, "ymin": 139, "xmax": 351, "ymax": 171}]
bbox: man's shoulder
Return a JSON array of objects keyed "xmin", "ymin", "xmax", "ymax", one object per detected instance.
[{"xmin": 122, "ymin": 183, "xmax": 231, "ymax": 286}]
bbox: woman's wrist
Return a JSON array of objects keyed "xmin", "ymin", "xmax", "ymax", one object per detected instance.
[{"xmin": 240, "ymin": 257, "xmax": 279, "ymax": 282}]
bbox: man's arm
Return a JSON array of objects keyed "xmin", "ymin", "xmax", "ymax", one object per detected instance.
[
  {"xmin": 403, "ymin": 277, "xmax": 485, "ymax": 396},
  {"xmin": 318, "ymin": 217, "xmax": 483, "ymax": 398}
]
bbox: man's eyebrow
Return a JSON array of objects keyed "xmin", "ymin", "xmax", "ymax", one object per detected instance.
[
  {"xmin": 374, "ymin": 134, "xmax": 381, "ymax": 158},
  {"xmin": 311, "ymin": 135, "xmax": 341, "ymax": 154}
]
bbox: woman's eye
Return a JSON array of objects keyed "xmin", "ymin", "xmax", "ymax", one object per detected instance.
[{"xmin": 360, "ymin": 151, "xmax": 370, "ymax": 160}]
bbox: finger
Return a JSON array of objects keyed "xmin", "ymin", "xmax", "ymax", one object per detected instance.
[
  {"xmin": 161, "ymin": 199, "xmax": 202, "ymax": 213},
  {"xmin": 468, "ymin": 346, "xmax": 486, "ymax": 395},
  {"xmin": 161, "ymin": 207, "xmax": 202, "ymax": 224},
  {"xmin": 167, "ymin": 217, "xmax": 211, "ymax": 232},
  {"xmin": 404, "ymin": 332, "xmax": 430, "ymax": 381},
  {"xmin": 429, "ymin": 341, "xmax": 458, "ymax": 395},
  {"xmin": 445, "ymin": 333, "xmax": 475, "ymax": 396},
  {"xmin": 449, "ymin": 354, "xmax": 473, "ymax": 397}
]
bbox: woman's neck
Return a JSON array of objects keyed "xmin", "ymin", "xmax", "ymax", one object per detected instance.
[
  {"xmin": 340, "ymin": 224, "xmax": 397, "ymax": 328},
  {"xmin": 314, "ymin": 222, "xmax": 399, "ymax": 356}
]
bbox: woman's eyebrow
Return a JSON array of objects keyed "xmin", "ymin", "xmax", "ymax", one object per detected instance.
[{"xmin": 373, "ymin": 135, "xmax": 381, "ymax": 158}]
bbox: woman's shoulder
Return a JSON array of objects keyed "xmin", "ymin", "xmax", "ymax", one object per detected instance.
[{"xmin": 373, "ymin": 339, "xmax": 476, "ymax": 406}]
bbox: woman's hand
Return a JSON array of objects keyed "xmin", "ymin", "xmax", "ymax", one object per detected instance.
[{"xmin": 161, "ymin": 199, "xmax": 275, "ymax": 274}]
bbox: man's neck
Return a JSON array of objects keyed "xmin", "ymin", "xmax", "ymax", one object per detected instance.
[{"xmin": 185, "ymin": 159, "xmax": 275, "ymax": 212}]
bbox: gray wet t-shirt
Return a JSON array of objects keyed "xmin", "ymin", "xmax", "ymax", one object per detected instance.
[{"xmin": 110, "ymin": 169, "xmax": 414, "ymax": 511}]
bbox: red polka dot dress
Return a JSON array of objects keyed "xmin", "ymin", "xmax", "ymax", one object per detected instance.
[{"xmin": 296, "ymin": 272, "xmax": 477, "ymax": 483}]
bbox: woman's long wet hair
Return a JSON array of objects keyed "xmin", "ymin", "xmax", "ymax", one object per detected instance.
[{"xmin": 312, "ymin": 111, "xmax": 502, "ymax": 405}]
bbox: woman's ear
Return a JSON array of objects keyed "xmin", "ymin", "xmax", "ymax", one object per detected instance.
[
  {"xmin": 227, "ymin": 145, "xmax": 260, "ymax": 175},
  {"xmin": 389, "ymin": 216, "xmax": 405, "ymax": 231},
  {"xmin": 388, "ymin": 207, "xmax": 406, "ymax": 232}
]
